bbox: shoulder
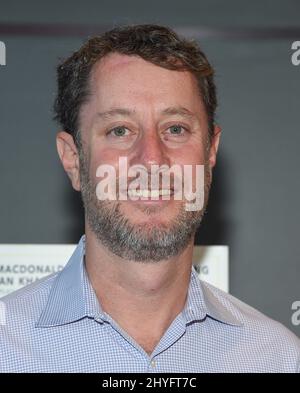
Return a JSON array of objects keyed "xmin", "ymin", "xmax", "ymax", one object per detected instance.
[
  {"xmin": 200, "ymin": 279, "xmax": 300, "ymax": 371},
  {"xmin": 0, "ymin": 272, "xmax": 58, "ymax": 326}
]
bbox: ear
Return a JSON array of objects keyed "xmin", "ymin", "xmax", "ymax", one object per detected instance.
[
  {"xmin": 56, "ymin": 131, "xmax": 81, "ymax": 191},
  {"xmin": 208, "ymin": 124, "xmax": 221, "ymax": 168}
]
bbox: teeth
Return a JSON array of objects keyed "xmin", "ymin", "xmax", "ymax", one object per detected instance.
[
  {"xmin": 160, "ymin": 189, "xmax": 171, "ymax": 196},
  {"xmin": 127, "ymin": 189, "xmax": 172, "ymax": 198}
]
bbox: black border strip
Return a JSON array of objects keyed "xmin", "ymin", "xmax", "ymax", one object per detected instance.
[{"xmin": 0, "ymin": 23, "xmax": 300, "ymax": 39}]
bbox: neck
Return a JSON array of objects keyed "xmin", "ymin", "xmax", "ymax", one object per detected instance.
[{"xmin": 84, "ymin": 225, "xmax": 194, "ymax": 351}]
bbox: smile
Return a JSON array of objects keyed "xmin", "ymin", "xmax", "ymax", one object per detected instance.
[{"xmin": 127, "ymin": 189, "xmax": 173, "ymax": 198}]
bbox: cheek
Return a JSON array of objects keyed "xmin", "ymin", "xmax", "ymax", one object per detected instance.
[
  {"xmin": 89, "ymin": 146, "xmax": 127, "ymax": 182},
  {"xmin": 170, "ymin": 146, "xmax": 207, "ymax": 192},
  {"xmin": 170, "ymin": 145, "xmax": 206, "ymax": 167}
]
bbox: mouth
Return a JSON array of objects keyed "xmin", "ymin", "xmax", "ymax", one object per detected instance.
[{"xmin": 127, "ymin": 189, "xmax": 174, "ymax": 199}]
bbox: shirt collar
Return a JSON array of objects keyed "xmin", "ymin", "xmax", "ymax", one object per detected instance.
[
  {"xmin": 36, "ymin": 235, "xmax": 106, "ymax": 327},
  {"xmin": 36, "ymin": 235, "xmax": 242, "ymax": 328},
  {"xmin": 181, "ymin": 266, "xmax": 242, "ymax": 326}
]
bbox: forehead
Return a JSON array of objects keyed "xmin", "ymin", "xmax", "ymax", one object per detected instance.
[{"xmin": 89, "ymin": 53, "xmax": 202, "ymax": 108}]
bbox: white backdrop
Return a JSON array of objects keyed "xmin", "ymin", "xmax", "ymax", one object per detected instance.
[{"xmin": 0, "ymin": 245, "xmax": 228, "ymax": 297}]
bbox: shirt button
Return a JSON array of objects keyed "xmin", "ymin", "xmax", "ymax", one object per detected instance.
[{"xmin": 150, "ymin": 359, "xmax": 156, "ymax": 368}]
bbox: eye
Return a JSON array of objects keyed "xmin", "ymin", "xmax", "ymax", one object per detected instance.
[
  {"xmin": 162, "ymin": 124, "xmax": 190, "ymax": 144},
  {"xmin": 167, "ymin": 125, "xmax": 186, "ymax": 135},
  {"xmin": 107, "ymin": 126, "xmax": 130, "ymax": 137}
]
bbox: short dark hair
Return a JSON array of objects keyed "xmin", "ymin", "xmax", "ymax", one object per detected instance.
[{"xmin": 53, "ymin": 24, "xmax": 217, "ymax": 145}]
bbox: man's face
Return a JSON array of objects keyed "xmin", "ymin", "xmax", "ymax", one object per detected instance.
[{"xmin": 72, "ymin": 53, "xmax": 219, "ymax": 262}]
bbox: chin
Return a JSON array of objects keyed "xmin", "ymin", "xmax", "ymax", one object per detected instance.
[{"xmin": 121, "ymin": 200, "xmax": 179, "ymax": 219}]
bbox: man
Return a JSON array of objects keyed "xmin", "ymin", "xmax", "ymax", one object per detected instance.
[{"xmin": 0, "ymin": 24, "xmax": 299, "ymax": 373}]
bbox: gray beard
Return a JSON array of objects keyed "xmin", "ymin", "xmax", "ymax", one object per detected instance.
[{"xmin": 79, "ymin": 150, "xmax": 211, "ymax": 263}]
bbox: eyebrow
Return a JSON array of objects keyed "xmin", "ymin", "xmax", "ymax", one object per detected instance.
[
  {"xmin": 96, "ymin": 108, "xmax": 134, "ymax": 120},
  {"xmin": 160, "ymin": 106, "xmax": 197, "ymax": 120},
  {"xmin": 96, "ymin": 106, "xmax": 197, "ymax": 121}
]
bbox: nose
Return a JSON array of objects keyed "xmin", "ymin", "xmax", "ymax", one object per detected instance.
[{"xmin": 130, "ymin": 129, "xmax": 169, "ymax": 170}]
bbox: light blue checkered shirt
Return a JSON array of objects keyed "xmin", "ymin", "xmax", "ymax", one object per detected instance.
[{"xmin": 0, "ymin": 235, "xmax": 299, "ymax": 372}]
